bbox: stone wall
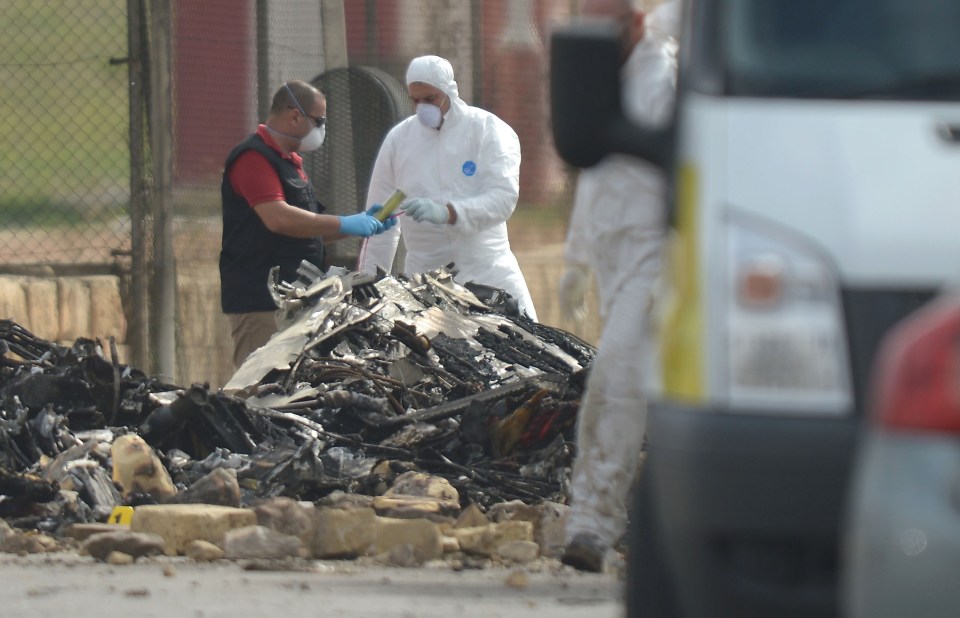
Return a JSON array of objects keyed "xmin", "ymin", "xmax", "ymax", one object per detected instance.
[
  {"xmin": 0, "ymin": 240, "xmax": 600, "ymax": 392},
  {"xmin": 175, "ymin": 269, "xmax": 234, "ymax": 390},
  {"xmin": 0, "ymin": 274, "xmax": 129, "ymax": 362},
  {"xmin": 0, "ymin": 272, "xmax": 235, "ymax": 390}
]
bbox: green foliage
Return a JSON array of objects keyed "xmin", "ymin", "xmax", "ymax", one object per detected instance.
[
  {"xmin": 0, "ymin": 0, "xmax": 130, "ymax": 230},
  {"xmin": 0, "ymin": 195, "xmax": 124, "ymax": 228}
]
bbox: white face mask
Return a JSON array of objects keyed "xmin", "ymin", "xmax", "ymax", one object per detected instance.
[
  {"xmin": 298, "ymin": 126, "xmax": 326, "ymax": 152},
  {"xmin": 416, "ymin": 101, "xmax": 444, "ymax": 129}
]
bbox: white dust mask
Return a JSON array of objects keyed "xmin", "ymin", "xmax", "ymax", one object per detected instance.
[
  {"xmin": 416, "ymin": 100, "xmax": 445, "ymax": 129},
  {"xmin": 298, "ymin": 126, "xmax": 326, "ymax": 152}
]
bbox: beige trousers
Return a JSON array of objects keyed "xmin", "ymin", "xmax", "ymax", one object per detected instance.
[{"xmin": 227, "ymin": 311, "xmax": 278, "ymax": 369}]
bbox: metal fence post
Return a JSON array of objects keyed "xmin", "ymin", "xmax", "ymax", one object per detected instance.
[
  {"xmin": 148, "ymin": 0, "xmax": 177, "ymax": 381},
  {"xmin": 127, "ymin": 0, "xmax": 149, "ymax": 371}
]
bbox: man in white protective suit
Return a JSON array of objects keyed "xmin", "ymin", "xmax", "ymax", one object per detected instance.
[
  {"xmin": 559, "ymin": 0, "xmax": 679, "ymax": 572},
  {"xmin": 357, "ymin": 55, "xmax": 538, "ymax": 321}
]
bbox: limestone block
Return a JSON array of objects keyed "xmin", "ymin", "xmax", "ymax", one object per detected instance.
[
  {"xmin": 316, "ymin": 491, "xmax": 374, "ymax": 510},
  {"xmin": 309, "ymin": 507, "xmax": 378, "ymax": 559},
  {"xmin": 375, "ymin": 542, "xmax": 428, "ymax": 567},
  {"xmin": 385, "ymin": 471, "xmax": 459, "ymax": 502},
  {"xmin": 454, "ymin": 503, "xmax": 490, "ymax": 529},
  {"xmin": 63, "ymin": 523, "xmax": 117, "ymax": 542},
  {"xmin": 130, "ymin": 504, "xmax": 256, "ymax": 556},
  {"xmin": 24, "ymin": 278, "xmax": 58, "ymax": 341},
  {"xmin": 488, "ymin": 500, "xmax": 569, "ymax": 554},
  {"xmin": 57, "ymin": 277, "xmax": 91, "ymax": 341},
  {"xmin": 442, "ymin": 535, "xmax": 460, "ymax": 553},
  {"xmin": 1, "ymin": 531, "xmax": 60, "ymax": 554},
  {"xmin": 371, "ymin": 495, "xmax": 459, "ymax": 522},
  {"xmin": 496, "ymin": 539, "xmax": 540, "ymax": 563},
  {"xmin": 374, "ymin": 517, "xmax": 443, "ymax": 561},
  {"xmin": 0, "ymin": 278, "xmax": 29, "ymax": 329},
  {"xmin": 87, "ymin": 276, "xmax": 126, "ymax": 344},
  {"xmin": 252, "ymin": 497, "xmax": 314, "ymax": 543},
  {"xmin": 111, "ymin": 434, "xmax": 177, "ymax": 502},
  {"xmin": 451, "ymin": 521, "xmax": 534, "ymax": 558},
  {"xmin": 532, "ymin": 502, "xmax": 569, "ymax": 555},
  {"xmin": 106, "ymin": 551, "xmax": 134, "ymax": 565},
  {"xmin": 223, "ymin": 525, "xmax": 304, "ymax": 560},
  {"xmin": 170, "ymin": 467, "xmax": 240, "ymax": 507},
  {"xmin": 185, "ymin": 540, "xmax": 224, "ymax": 562},
  {"xmin": 81, "ymin": 530, "xmax": 166, "ymax": 561},
  {"xmin": 0, "ymin": 519, "xmax": 14, "ymax": 543}
]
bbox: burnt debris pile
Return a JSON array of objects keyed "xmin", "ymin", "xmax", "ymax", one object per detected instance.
[{"xmin": 0, "ymin": 266, "xmax": 594, "ymax": 534}]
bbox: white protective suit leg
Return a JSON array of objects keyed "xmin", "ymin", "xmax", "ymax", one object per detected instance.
[{"xmin": 566, "ymin": 277, "xmax": 656, "ymax": 548}]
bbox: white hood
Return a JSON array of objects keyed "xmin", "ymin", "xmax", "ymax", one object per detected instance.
[{"xmin": 722, "ymin": 99, "xmax": 960, "ymax": 287}]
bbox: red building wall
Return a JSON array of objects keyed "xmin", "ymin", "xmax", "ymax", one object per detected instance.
[{"xmin": 172, "ymin": 0, "xmax": 254, "ymax": 184}]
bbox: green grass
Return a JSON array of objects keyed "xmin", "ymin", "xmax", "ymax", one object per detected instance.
[
  {"xmin": 0, "ymin": 0, "xmax": 130, "ymax": 229},
  {"xmin": 0, "ymin": 195, "xmax": 127, "ymax": 228}
]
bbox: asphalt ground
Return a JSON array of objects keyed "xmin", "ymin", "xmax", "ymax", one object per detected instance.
[{"xmin": 0, "ymin": 552, "xmax": 622, "ymax": 618}]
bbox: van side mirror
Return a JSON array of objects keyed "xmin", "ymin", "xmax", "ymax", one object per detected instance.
[{"xmin": 550, "ymin": 23, "xmax": 673, "ymax": 170}]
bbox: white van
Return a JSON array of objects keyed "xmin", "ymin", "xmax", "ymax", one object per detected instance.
[{"xmin": 551, "ymin": 1, "xmax": 960, "ymax": 616}]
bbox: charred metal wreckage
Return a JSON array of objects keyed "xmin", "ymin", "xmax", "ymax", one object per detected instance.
[{"xmin": 0, "ymin": 265, "xmax": 594, "ymax": 535}]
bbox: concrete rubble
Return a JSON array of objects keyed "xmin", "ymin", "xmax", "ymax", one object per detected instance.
[{"xmin": 0, "ymin": 265, "xmax": 595, "ymax": 569}]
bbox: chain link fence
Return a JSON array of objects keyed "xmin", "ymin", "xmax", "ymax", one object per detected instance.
[
  {"xmin": 0, "ymin": 0, "xmax": 132, "ymax": 266},
  {"xmin": 3, "ymin": 0, "xmax": 604, "ymax": 388}
]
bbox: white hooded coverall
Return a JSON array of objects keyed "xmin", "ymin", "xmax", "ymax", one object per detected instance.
[
  {"xmin": 358, "ymin": 56, "xmax": 538, "ymax": 321},
  {"xmin": 564, "ymin": 23, "xmax": 677, "ymax": 548}
]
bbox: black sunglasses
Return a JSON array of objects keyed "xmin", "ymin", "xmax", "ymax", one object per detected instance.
[{"xmin": 288, "ymin": 106, "xmax": 326, "ymax": 128}]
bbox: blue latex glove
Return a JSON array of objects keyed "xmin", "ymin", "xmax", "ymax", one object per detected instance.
[
  {"xmin": 339, "ymin": 212, "xmax": 384, "ymax": 237},
  {"xmin": 366, "ymin": 204, "xmax": 398, "ymax": 232},
  {"xmin": 402, "ymin": 197, "xmax": 449, "ymax": 224}
]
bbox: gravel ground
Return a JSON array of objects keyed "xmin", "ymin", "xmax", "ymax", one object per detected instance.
[{"xmin": 0, "ymin": 551, "xmax": 623, "ymax": 618}]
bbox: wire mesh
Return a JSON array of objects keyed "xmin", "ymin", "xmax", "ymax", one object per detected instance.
[
  {"xmin": 4, "ymin": 0, "xmax": 603, "ymax": 387},
  {"xmin": 307, "ymin": 65, "xmax": 413, "ymax": 269},
  {"xmin": 0, "ymin": 0, "xmax": 131, "ymax": 266}
]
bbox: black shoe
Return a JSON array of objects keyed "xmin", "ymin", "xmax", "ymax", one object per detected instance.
[{"xmin": 561, "ymin": 532, "xmax": 607, "ymax": 572}]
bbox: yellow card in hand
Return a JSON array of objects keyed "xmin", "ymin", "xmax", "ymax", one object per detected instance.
[{"xmin": 376, "ymin": 189, "xmax": 406, "ymax": 221}]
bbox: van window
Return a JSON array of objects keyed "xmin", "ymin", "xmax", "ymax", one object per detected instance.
[{"xmin": 723, "ymin": 0, "xmax": 960, "ymax": 100}]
